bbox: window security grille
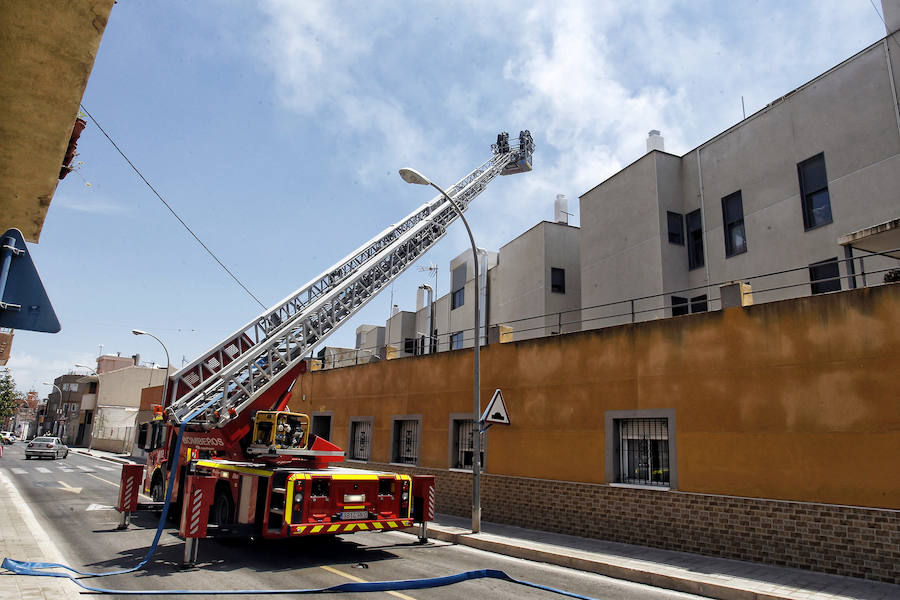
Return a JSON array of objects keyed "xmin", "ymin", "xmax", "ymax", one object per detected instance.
[
  {"xmin": 616, "ymin": 418, "xmax": 670, "ymax": 486},
  {"xmin": 349, "ymin": 420, "xmax": 371, "ymax": 461},
  {"xmin": 393, "ymin": 420, "xmax": 418, "ymax": 464},
  {"xmin": 452, "ymin": 419, "xmax": 481, "ymax": 469}
]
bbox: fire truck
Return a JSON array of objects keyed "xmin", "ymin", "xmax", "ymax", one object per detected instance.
[{"xmin": 119, "ymin": 131, "xmax": 534, "ymax": 543}]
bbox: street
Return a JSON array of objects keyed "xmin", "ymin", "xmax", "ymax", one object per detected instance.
[{"xmin": 0, "ymin": 443, "xmax": 709, "ymax": 599}]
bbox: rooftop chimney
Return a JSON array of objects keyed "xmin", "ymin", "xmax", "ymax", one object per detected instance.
[
  {"xmin": 647, "ymin": 130, "xmax": 665, "ymax": 153},
  {"xmin": 554, "ymin": 194, "xmax": 569, "ymax": 225}
]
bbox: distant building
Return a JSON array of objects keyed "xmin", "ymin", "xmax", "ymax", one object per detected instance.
[
  {"xmin": 366, "ymin": 220, "xmax": 581, "ymax": 362},
  {"xmin": 45, "ymin": 374, "xmax": 89, "ymax": 443},
  {"xmin": 76, "ymin": 354, "xmax": 172, "ymax": 453}
]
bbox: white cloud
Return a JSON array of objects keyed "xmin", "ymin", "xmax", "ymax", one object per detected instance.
[
  {"xmin": 251, "ymin": 0, "xmax": 882, "ymax": 253},
  {"xmin": 53, "ymin": 194, "xmax": 127, "ymax": 215}
]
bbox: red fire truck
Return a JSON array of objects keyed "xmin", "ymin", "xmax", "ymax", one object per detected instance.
[{"xmin": 119, "ymin": 132, "xmax": 533, "ymax": 542}]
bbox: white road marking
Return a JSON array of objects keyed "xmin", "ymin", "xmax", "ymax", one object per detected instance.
[
  {"xmin": 59, "ymin": 468, "xmax": 74, "ymax": 472},
  {"xmin": 11, "ymin": 468, "xmax": 26, "ymax": 475},
  {"xmin": 86, "ymin": 503, "xmax": 115, "ymax": 511},
  {"xmin": 97, "ymin": 465, "xmax": 116, "ymax": 471},
  {"xmin": 36, "ymin": 467, "xmax": 51, "ymax": 473},
  {"xmin": 77, "ymin": 465, "xmax": 95, "ymax": 472}
]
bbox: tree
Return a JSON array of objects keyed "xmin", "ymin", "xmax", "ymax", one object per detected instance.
[{"xmin": 0, "ymin": 370, "xmax": 24, "ymax": 425}]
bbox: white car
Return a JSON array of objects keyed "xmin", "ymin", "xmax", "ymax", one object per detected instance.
[
  {"xmin": 0, "ymin": 431, "xmax": 14, "ymax": 445},
  {"xmin": 25, "ymin": 436, "xmax": 69, "ymax": 459}
]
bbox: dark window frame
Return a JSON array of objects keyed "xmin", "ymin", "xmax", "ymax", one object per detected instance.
[
  {"xmin": 667, "ymin": 211, "xmax": 684, "ymax": 245},
  {"xmin": 605, "ymin": 409, "xmax": 677, "ymax": 489},
  {"xmin": 721, "ymin": 191, "xmax": 747, "ymax": 257},
  {"xmin": 550, "ymin": 267, "xmax": 565, "ymax": 294},
  {"xmin": 798, "ymin": 153, "xmax": 833, "ymax": 231},
  {"xmin": 671, "ymin": 295, "xmax": 688, "ymax": 317},
  {"xmin": 390, "ymin": 415, "xmax": 421, "ymax": 466},
  {"xmin": 451, "ymin": 288, "xmax": 465, "ymax": 310},
  {"xmin": 686, "ymin": 209, "xmax": 704, "ymax": 270},
  {"xmin": 347, "ymin": 417, "xmax": 373, "ymax": 461},
  {"xmin": 690, "ymin": 294, "xmax": 708, "ymax": 313},
  {"xmin": 809, "ymin": 257, "xmax": 841, "ymax": 295},
  {"xmin": 451, "ymin": 264, "xmax": 466, "ymax": 310},
  {"xmin": 448, "ymin": 414, "xmax": 485, "ymax": 470},
  {"xmin": 450, "ymin": 331, "xmax": 464, "ymax": 350}
]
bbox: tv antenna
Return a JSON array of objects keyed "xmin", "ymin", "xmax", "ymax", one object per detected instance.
[{"xmin": 417, "ymin": 262, "xmax": 439, "ymax": 298}]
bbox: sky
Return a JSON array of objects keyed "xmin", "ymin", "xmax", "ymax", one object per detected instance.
[{"xmin": 6, "ymin": 0, "xmax": 889, "ymax": 395}]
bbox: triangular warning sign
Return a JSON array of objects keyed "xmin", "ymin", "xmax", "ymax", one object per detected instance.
[
  {"xmin": 481, "ymin": 389, "xmax": 510, "ymax": 425},
  {"xmin": 0, "ymin": 229, "xmax": 60, "ymax": 333}
]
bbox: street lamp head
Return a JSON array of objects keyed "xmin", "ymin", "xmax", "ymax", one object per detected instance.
[
  {"xmin": 41, "ymin": 382, "xmax": 52, "ymax": 386},
  {"xmin": 132, "ymin": 329, "xmax": 147, "ymax": 336},
  {"xmin": 399, "ymin": 168, "xmax": 431, "ymax": 186}
]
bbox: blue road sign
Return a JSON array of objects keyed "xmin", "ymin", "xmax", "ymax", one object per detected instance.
[{"xmin": 0, "ymin": 228, "xmax": 60, "ymax": 333}]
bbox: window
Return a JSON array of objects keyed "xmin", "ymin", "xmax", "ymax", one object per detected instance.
[
  {"xmin": 403, "ymin": 337, "xmax": 416, "ymax": 355},
  {"xmin": 450, "ymin": 418, "xmax": 483, "ymax": 469},
  {"xmin": 551, "ymin": 267, "xmax": 565, "ymax": 293},
  {"xmin": 721, "ymin": 191, "xmax": 746, "ymax": 257},
  {"xmin": 798, "ymin": 153, "xmax": 832, "ymax": 230},
  {"xmin": 348, "ymin": 418, "xmax": 372, "ymax": 461},
  {"xmin": 88, "ymin": 382, "xmax": 97, "ymax": 394},
  {"xmin": 690, "ymin": 294, "xmax": 708, "ymax": 313},
  {"xmin": 311, "ymin": 413, "xmax": 332, "ymax": 441},
  {"xmin": 450, "ymin": 331, "xmax": 464, "ymax": 350},
  {"xmin": 451, "ymin": 264, "xmax": 466, "ymax": 310},
  {"xmin": 391, "ymin": 418, "xmax": 420, "ymax": 465},
  {"xmin": 671, "ymin": 296, "xmax": 688, "ymax": 316},
  {"xmin": 686, "ymin": 209, "xmax": 704, "ymax": 270},
  {"xmin": 809, "ymin": 258, "xmax": 841, "ymax": 294},
  {"xmin": 667, "ymin": 211, "xmax": 684, "ymax": 245},
  {"xmin": 614, "ymin": 418, "xmax": 670, "ymax": 486}
]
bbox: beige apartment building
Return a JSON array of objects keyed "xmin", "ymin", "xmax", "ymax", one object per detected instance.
[{"xmin": 580, "ymin": 21, "xmax": 900, "ymax": 328}]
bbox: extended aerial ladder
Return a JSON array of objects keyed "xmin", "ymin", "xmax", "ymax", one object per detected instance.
[{"xmin": 162, "ymin": 131, "xmax": 534, "ymax": 459}]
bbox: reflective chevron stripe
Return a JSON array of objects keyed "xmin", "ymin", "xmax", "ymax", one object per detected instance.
[{"xmin": 290, "ymin": 519, "xmax": 412, "ymax": 536}]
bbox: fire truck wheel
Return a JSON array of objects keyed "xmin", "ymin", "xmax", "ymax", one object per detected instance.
[{"xmin": 211, "ymin": 486, "xmax": 235, "ymax": 526}]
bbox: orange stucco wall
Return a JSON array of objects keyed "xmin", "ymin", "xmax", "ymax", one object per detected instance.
[{"xmin": 293, "ymin": 284, "xmax": 900, "ymax": 509}]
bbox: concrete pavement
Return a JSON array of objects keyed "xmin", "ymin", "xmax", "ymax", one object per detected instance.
[
  {"xmin": 419, "ymin": 514, "xmax": 899, "ymax": 600},
  {"xmin": 0, "ymin": 467, "xmax": 91, "ymax": 600},
  {"xmin": 3, "ymin": 447, "xmax": 898, "ymax": 600}
]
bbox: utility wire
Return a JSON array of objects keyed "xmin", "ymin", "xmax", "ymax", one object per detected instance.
[{"xmin": 79, "ymin": 104, "xmax": 267, "ymax": 310}]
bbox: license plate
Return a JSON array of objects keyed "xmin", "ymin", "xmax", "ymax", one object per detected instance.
[{"xmin": 340, "ymin": 511, "xmax": 368, "ymax": 520}]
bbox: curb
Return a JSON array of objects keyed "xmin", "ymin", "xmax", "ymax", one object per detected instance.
[
  {"xmin": 418, "ymin": 526, "xmax": 792, "ymax": 600},
  {"xmin": 71, "ymin": 448, "xmax": 135, "ymax": 465}
]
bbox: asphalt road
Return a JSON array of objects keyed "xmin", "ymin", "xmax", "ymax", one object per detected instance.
[{"xmin": 1, "ymin": 443, "xmax": 709, "ymax": 600}]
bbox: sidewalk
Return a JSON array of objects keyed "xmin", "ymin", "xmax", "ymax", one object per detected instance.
[
  {"xmin": 420, "ymin": 514, "xmax": 900, "ymax": 600},
  {"xmin": 70, "ymin": 446, "xmax": 138, "ymax": 464},
  {"xmin": 0, "ymin": 470, "xmax": 88, "ymax": 600}
]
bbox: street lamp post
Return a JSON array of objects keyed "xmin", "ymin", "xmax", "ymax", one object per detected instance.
[
  {"xmin": 398, "ymin": 167, "xmax": 484, "ymax": 533},
  {"xmin": 74, "ymin": 363, "xmax": 97, "ymax": 375},
  {"xmin": 132, "ymin": 329, "xmax": 171, "ymax": 410}
]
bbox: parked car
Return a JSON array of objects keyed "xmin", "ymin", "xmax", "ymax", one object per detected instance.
[
  {"xmin": 0, "ymin": 431, "xmax": 14, "ymax": 445},
  {"xmin": 25, "ymin": 436, "xmax": 68, "ymax": 459}
]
